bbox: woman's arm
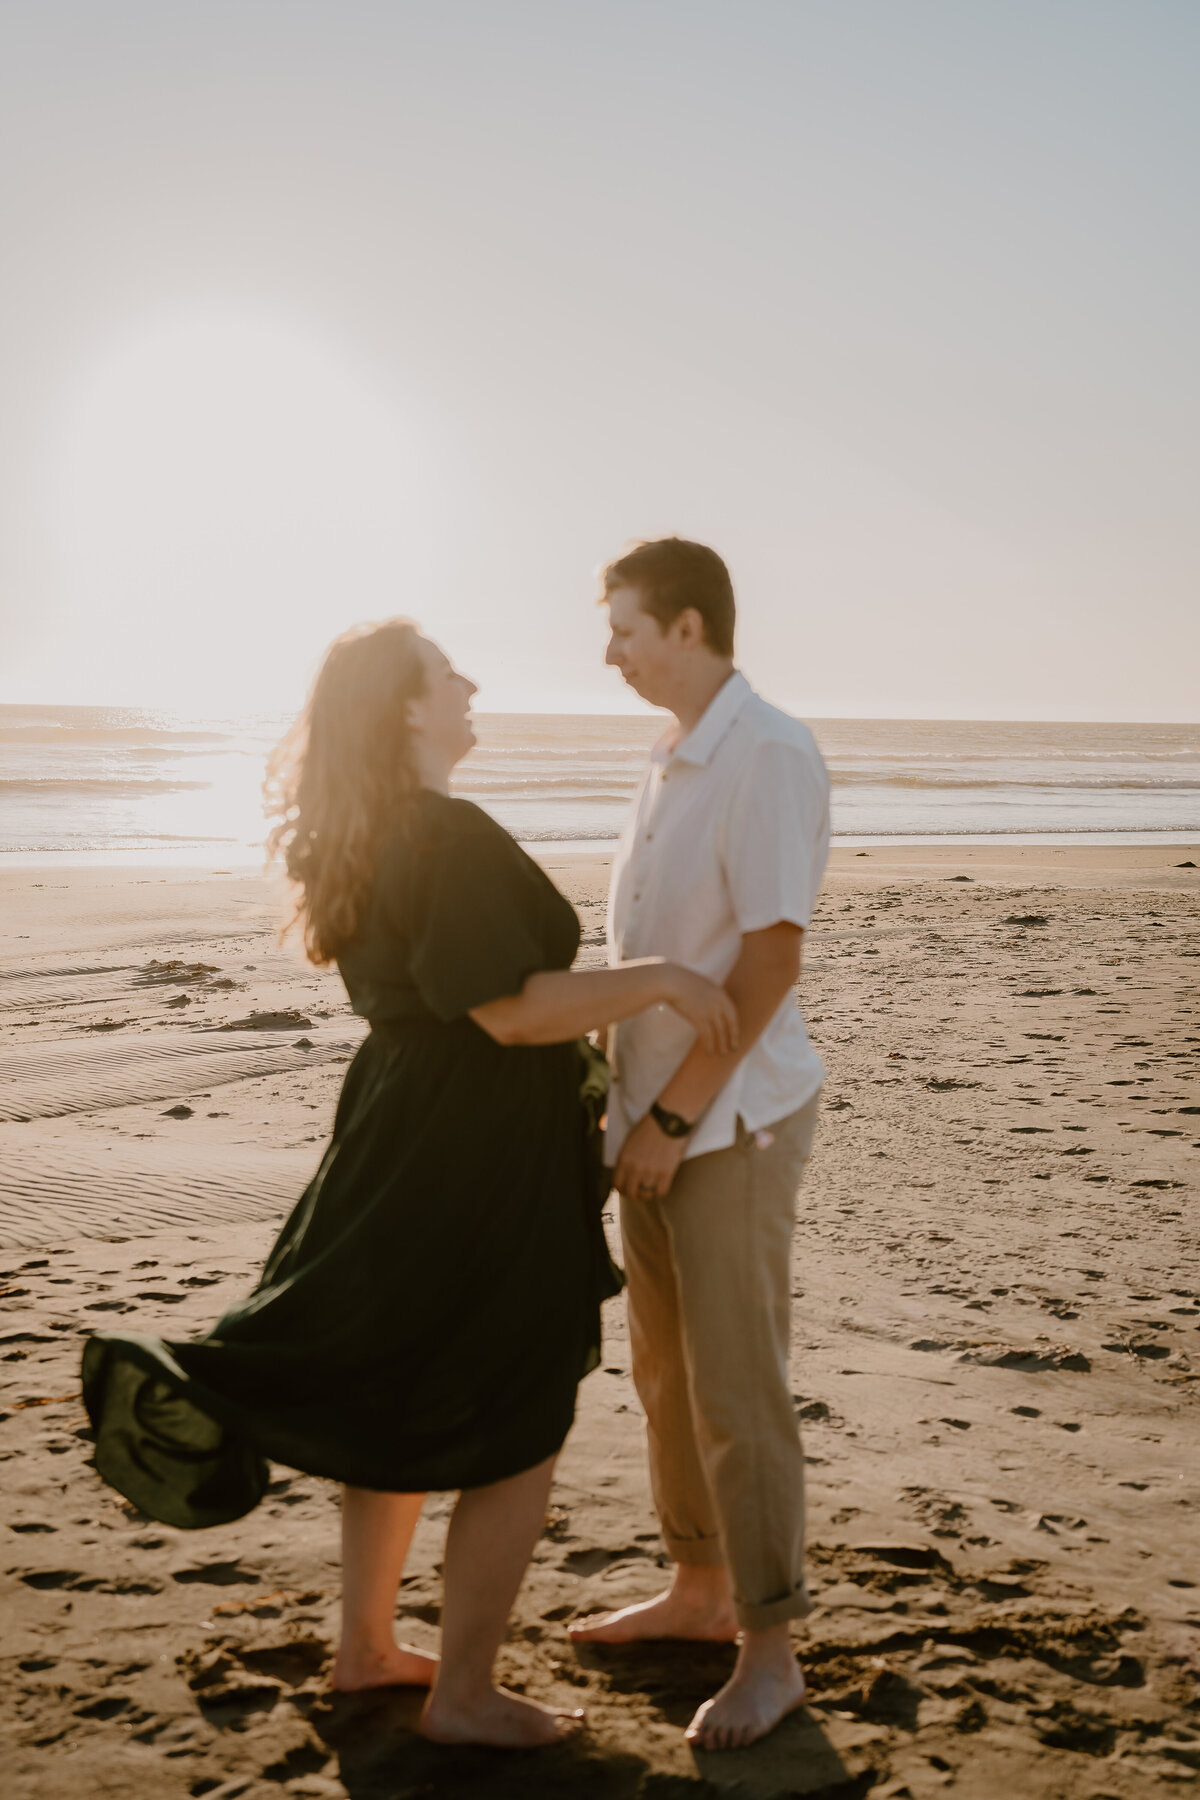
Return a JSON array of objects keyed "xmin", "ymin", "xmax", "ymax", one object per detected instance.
[{"xmin": 469, "ymin": 960, "xmax": 739, "ymax": 1055}]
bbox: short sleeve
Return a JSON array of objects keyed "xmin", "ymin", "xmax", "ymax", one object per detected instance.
[
  {"xmin": 720, "ymin": 737, "xmax": 831, "ymax": 934},
  {"xmin": 406, "ymin": 810, "xmax": 549, "ymax": 1021}
]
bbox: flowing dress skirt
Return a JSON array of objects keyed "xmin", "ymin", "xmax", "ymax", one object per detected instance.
[{"xmin": 82, "ymin": 1022, "xmax": 620, "ymax": 1529}]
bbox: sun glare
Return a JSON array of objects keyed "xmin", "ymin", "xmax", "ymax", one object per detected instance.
[{"xmin": 42, "ymin": 309, "xmax": 439, "ymax": 715}]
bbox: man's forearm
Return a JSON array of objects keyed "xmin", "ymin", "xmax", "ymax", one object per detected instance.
[{"xmin": 655, "ymin": 923, "xmax": 802, "ymax": 1123}]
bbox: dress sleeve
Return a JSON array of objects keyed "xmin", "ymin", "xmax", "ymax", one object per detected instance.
[
  {"xmin": 407, "ymin": 813, "xmax": 549, "ymax": 1022},
  {"xmin": 720, "ymin": 737, "xmax": 831, "ymax": 933}
]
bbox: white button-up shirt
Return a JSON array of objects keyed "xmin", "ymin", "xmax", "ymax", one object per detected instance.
[{"xmin": 606, "ymin": 670, "xmax": 830, "ymax": 1163}]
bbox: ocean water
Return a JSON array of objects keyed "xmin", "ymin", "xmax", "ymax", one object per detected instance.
[{"xmin": 1, "ymin": 704, "xmax": 1198, "ymax": 863}]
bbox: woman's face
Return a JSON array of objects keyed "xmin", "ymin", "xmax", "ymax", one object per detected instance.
[{"xmin": 406, "ymin": 637, "xmax": 478, "ymax": 770}]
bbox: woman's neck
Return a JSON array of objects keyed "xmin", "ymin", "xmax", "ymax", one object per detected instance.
[{"xmin": 413, "ymin": 744, "xmax": 454, "ymax": 795}]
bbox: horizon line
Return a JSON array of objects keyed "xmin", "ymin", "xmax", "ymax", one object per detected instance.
[{"xmin": 0, "ymin": 699, "xmax": 1198, "ymax": 730}]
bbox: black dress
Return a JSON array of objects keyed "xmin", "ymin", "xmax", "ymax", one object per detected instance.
[{"xmin": 81, "ymin": 792, "xmax": 621, "ymax": 1529}]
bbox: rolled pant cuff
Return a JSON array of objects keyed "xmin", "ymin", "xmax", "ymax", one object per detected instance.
[
  {"xmin": 663, "ymin": 1530, "xmax": 726, "ymax": 1568},
  {"xmin": 736, "ymin": 1583, "xmax": 814, "ymax": 1633}
]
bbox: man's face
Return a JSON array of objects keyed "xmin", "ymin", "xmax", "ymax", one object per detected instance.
[{"xmin": 604, "ymin": 584, "xmax": 675, "ymax": 705}]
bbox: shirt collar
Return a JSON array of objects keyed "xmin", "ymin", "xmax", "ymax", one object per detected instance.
[{"xmin": 668, "ymin": 670, "xmax": 752, "ymax": 768}]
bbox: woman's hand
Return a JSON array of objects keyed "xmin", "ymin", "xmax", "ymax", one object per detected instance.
[{"xmin": 660, "ymin": 966, "xmax": 740, "ymax": 1057}]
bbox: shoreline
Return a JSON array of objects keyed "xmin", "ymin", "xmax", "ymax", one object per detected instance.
[
  {"xmin": 1, "ymin": 828, "xmax": 1198, "ymax": 874},
  {"xmin": 3, "ymin": 836, "xmax": 1199, "ymax": 895}
]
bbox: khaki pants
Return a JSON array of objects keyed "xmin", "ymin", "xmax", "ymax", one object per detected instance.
[{"xmin": 618, "ymin": 1099, "xmax": 818, "ymax": 1631}]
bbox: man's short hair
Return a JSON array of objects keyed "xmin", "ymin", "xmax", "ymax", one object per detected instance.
[{"xmin": 601, "ymin": 538, "xmax": 736, "ymax": 657}]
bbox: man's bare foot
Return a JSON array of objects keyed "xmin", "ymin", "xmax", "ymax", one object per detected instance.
[
  {"xmin": 686, "ymin": 1657, "xmax": 806, "ymax": 1751},
  {"xmin": 420, "ymin": 1685, "xmax": 584, "ymax": 1748},
  {"xmin": 330, "ymin": 1640, "xmax": 440, "ymax": 1692},
  {"xmin": 569, "ymin": 1587, "xmax": 739, "ymax": 1645}
]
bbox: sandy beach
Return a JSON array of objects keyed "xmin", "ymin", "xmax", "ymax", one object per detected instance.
[{"xmin": 2, "ymin": 842, "xmax": 1198, "ymax": 1799}]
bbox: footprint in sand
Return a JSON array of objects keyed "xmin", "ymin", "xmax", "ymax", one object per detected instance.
[
  {"xmin": 172, "ymin": 1560, "xmax": 261, "ymax": 1588},
  {"xmin": 560, "ymin": 1544, "xmax": 654, "ymax": 1578}
]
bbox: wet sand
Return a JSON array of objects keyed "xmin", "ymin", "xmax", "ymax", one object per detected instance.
[{"xmin": 1, "ymin": 844, "xmax": 1198, "ymax": 1799}]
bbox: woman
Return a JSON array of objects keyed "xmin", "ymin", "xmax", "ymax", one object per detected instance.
[{"xmin": 81, "ymin": 620, "xmax": 737, "ymax": 1749}]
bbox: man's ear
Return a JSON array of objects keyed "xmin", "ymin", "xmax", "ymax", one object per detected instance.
[{"xmin": 672, "ymin": 606, "xmax": 706, "ymax": 648}]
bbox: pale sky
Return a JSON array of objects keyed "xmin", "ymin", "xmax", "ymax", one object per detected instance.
[{"xmin": 1, "ymin": 1, "xmax": 1197, "ymax": 720}]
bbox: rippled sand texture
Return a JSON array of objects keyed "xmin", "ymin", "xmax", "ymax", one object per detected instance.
[{"xmin": 1, "ymin": 846, "xmax": 1198, "ymax": 1800}]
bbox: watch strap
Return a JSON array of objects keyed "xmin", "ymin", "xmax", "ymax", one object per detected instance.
[{"xmin": 649, "ymin": 1100, "xmax": 695, "ymax": 1139}]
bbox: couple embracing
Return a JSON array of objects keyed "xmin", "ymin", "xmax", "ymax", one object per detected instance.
[{"xmin": 82, "ymin": 538, "xmax": 831, "ymax": 1753}]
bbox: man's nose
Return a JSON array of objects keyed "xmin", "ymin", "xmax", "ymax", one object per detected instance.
[{"xmin": 604, "ymin": 640, "xmax": 620, "ymax": 666}]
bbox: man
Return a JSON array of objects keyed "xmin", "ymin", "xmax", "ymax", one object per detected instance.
[{"xmin": 568, "ymin": 538, "xmax": 831, "ymax": 1752}]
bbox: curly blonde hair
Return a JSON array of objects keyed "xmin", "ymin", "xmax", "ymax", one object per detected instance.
[{"xmin": 265, "ymin": 619, "xmax": 427, "ymax": 965}]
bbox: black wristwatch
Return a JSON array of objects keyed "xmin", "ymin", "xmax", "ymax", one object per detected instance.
[{"xmin": 649, "ymin": 1099, "xmax": 695, "ymax": 1139}]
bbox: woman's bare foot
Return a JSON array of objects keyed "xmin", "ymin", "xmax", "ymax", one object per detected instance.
[
  {"xmin": 330, "ymin": 1639, "xmax": 440, "ymax": 1692},
  {"xmin": 568, "ymin": 1586, "xmax": 739, "ymax": 1645},
  {"xmin": 420, "ymin": 1684, "xmax": 584, "ymax": 1747},
  {"xmin": 686, "ymin": 1628, "xmax": 806, "ymax": 1750}
]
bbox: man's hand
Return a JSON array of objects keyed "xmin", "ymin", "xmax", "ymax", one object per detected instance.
[
  {"xmin": 614, "ymin": 922, "xmax": 804, "ymax": 1204},
  {"xmin": 614, "ymin": 1113, "xmax": 689, "ymax": 1202}
]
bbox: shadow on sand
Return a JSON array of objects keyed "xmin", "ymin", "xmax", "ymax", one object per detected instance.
[{"xmin": 308, "ymin": 1645, "xmax": 860, "ymax": 1800}]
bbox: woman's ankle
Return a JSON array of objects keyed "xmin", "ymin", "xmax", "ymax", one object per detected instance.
[
  {"xmin": 429, "ymin": 1667, "xmax": 498, "ymax": 1707},
  {"xmin": 336, "ymin": 1630, "xmax": 394, "ymax": 1663}
]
